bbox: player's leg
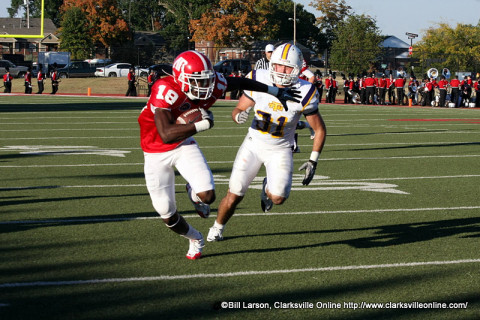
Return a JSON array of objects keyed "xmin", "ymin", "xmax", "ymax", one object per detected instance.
[
  {"xmin": 208, "ymin": 137, "xmax": 262, "ymax": 241},
  {"xmin": 144, "ymin": 152, "xmax": 204, "ymax": 259},
  {"xmin": 262, "ymin": 147, "xmax": 293, "ymax": 210},
  {"xmin": 176, "ymin": 140, "xmax": 215, "ymax": 218}
]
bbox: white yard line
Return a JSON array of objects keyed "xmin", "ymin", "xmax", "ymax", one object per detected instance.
[
  {"xmin": 1, "ymin": 205, "xmax": 479, "ymax": 225},
  {"xmin": 1, "ymin": 155, "xmax": 480, "ymax": 168},
  {"xmin": 1, "ymin": 259, "xmax": 479, "ymax": 288}
]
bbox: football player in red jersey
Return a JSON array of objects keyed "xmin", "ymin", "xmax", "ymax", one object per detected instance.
[{"xmin": 138, "ymin": 50, "xmax": 300, "ymax": 259}]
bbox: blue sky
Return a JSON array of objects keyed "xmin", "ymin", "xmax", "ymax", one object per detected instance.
[
  {"xmin": 297, "ymin": 0, "xmax": 480, "ymax": 44},
  {"xmin": 1, "ymin": 0, "xmax": 479, "ymax": 45}
]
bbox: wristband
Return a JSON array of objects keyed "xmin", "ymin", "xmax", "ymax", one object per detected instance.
[
  {"xmin": 194, "ymin": 120, "xmax": 210, "ymax": 132},
  {"xmin": 267, "ymin": 86, "xmax": 279, "ymax": 96},
  {"xmin": 309, "ymin": 151, "xmax": 320, "ymax": 163}
]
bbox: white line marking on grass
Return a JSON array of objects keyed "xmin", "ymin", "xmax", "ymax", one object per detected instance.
[
  {"xmin": 1, "ymin": 206, "xmax": 479, "ymax": 225},
  {"xmin": 1, "ymin": 259, "xmax": 479, "ymax": 288}
]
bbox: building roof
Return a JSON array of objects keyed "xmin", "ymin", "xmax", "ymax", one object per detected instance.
[
  {"xmin": 381, "ymin": 36, "xmax": 410, "ymax": 49},
  {"xmin": 0, "ymin": 18, "xmax": 57, "ymax": 36}
]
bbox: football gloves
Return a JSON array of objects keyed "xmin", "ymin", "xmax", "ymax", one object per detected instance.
[
  {"xmin": 234, "ymin": 107, "xmax": 252, "ymax": 124},
  {"xmin": 275, "ymin": 88, "xmax": 301, "ymax": 111},
  {"xmin": 195, "ymin": 108, "xmax": 214, "ymax": 132},
  {"xmin": 298, "ymin": 160, "xmax": 317, "ymax": 186}
]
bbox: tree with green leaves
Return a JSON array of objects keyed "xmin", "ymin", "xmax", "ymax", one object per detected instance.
[
  {"xmin": 117, "ymin": 0, "xmax": 165, "ymax": 32},
  {"xmin": 415, "ymin": 22, "xmax": 480, "ymax": 73},
  {"xmin": 8, "ymin": 0, "xmax": 64, "ymax": 26},
  {"xmin": 59, "ymin": 6, "xmax": 93, "ymax": 60},
  {"xmin": 309, "ymin": 0, "xmax": 352, "ymax": 48},
  {"xmin": 158, "ymin": 0, "xmax": 213, "ymax": 51},
  {"xmin": 329, "ymin": 14, "xmax": 382, "ymax": 75}
]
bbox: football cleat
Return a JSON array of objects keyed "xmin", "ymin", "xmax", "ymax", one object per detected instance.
[
  {"xmin": 309, "ymin": 128, "xmax": 315, "ymax": 140},
  {"xmin": 260, "ymin": 177, "xmax": 273, "ymax": 212},
  {"xmin": 186, "ymin": 183, "xmax": 210, "ymax": 218},
  {"xmin": 186, "ymin": 235, "xmax": 205, "ymax": 260},
  {"xmin": 207, "ymin": 225, "xmax": 224, "ymax": 242}
]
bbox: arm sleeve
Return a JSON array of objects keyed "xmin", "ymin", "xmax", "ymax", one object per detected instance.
[{"xmin": 226, "ymin": 76, "xmax": 269, "ymax": 93}]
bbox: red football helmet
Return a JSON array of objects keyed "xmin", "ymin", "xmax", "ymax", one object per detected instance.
[{"xmin": 172, "ymin": 51, "xmax": 215, "ymax": 100}]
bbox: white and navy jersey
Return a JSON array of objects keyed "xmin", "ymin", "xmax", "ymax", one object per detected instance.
[{"xmin": 244, "ymin": 69, "xmax": 319, "ymax": 148}]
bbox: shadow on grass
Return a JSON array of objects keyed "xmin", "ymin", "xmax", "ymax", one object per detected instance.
[{"xmin": 206, "ymin": 216, "xmax": 480, "ymax": 257}]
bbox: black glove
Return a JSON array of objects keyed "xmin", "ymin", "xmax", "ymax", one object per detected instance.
[
  {"xmin": 298, "ymin": 160, "xmax": 317, "ymax": 186},
  {"xmin": 276, "ymin": 88, "xmax": 301, "ymax": 111}
]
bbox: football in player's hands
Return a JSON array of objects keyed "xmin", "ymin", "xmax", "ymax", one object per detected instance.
[{"xmin": 176, "ymin": 108, "xmax": 203, "ymax": 124}]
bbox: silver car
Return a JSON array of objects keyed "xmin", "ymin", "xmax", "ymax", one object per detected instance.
[{"xmin": 0, "ymin": 60, "xmax": 29, "ymax": 78}]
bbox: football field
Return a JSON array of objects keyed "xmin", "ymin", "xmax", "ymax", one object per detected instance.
[{"xmin": 1, "ymin": 95, "xmax": 479, "ymax": 319}]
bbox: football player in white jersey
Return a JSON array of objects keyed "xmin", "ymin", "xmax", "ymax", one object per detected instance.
[{"xmin": 207, "ymin": 43, "xmax": 327, "ymax": 242}]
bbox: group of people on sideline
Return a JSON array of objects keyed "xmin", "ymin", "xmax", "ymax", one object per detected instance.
[
  {"xmin": 333, "ymin": 71, "xmax": 479, "ymax": 108},
  {"xmin": 2, "ymin": 64, "xmax": 59, "ymax": 95}
]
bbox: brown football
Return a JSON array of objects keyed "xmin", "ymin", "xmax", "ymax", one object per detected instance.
[{"xmin": 176, "ymin": 108, "xmax": 203, "ymax": 124}]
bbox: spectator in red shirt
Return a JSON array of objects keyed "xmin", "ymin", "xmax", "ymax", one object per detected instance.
[
  {"xmin": 450, "ymin": 76, "xmax": 461, "ymax": 107},
  {"xmin": 126, "ymin": 67, "xmax": 137, "ymax": 96},
  {"xmin": 3, "ymin": 68, "xmax": 13, "ymax": 93}
]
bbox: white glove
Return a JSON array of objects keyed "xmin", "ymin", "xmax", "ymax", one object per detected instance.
[
  {"xmin": 195, "ymin": 108, "xmax": 214, "ymax": 132},
  {"xmin": 234, "ymin": 107, "xmax": 252, "ymax": 124},
  {"xmin": 298, "ymin": 160, "xmax": 317, "ymax": 186}
]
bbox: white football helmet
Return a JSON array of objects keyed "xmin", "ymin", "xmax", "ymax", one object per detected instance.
[{"xmin": 269, "ymin": 43, "xmax": 303, "ymax": 86}]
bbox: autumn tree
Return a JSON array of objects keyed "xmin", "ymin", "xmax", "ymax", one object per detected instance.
[
  {"xmin": 59, "ymin": 6, "xmax": 93, "ymax": 60},
  {"xmin": 190, "ymin": 0, "xmax": 274, "ymax": 48},
  {"xmin": 329, "ymin": 14, "xmax": 382, "ymax": 75},
  {"xmin": 309, "ymin": 0, "xmax": 351, "ymax": 48},
  {"xmin": 61, "ymin": 0, "xmax": 131, "ymax": 49},
  {"xmin": 415, "ymin": 23, "xmax": 480, "ymax": 74}
]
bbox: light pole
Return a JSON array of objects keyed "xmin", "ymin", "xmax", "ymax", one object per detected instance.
[
  {"xmin": 289, "ymin": 1, "xmax": 297, "ymax": 45},
  {"xmin": 406, "ymin": 32, "xmax": 418, "ymax": 75}
]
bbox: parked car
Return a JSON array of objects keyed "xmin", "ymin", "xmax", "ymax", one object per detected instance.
[
  {"xmin": 213, "ymin": 59, "xmax": 252, "ymax": 75},
  {"xmin": 0, "ymin": 60, "xmax": 29, "ymax": 78},
  {"xmin": 95, "ymin": 63, "xmax": 133, "ymax": 77},
  {"xmin": 57, "ymin": 61, "xmax": 96, "ymax": 78},
  {"xmin": 148, "ymin": 64, "xmax": 173, "ymax": 77}
]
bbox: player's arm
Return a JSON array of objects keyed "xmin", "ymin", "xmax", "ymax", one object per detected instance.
[
  {"xmin": 298, "ymin": 109, "xmax": 327, "ymax": 186},
  {"xmin": 154, "ymin": 108, "xmax": 213, "ymax": 144},
  {"xmin": 225, "ymin": 76, "xmax": 300, "ymax": 104},
  {"xmin": 232, "ymin": 94, "xmax": 255, "ymax": 124}
]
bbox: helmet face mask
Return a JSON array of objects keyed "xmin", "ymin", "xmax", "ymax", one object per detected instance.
[
  {"xmin": 173, "ymin": 51, "xmax": 216, "ymax": 100},
  {"xmin": 269, "ymin": 43, "xmax": 303, "ymax": 86}
]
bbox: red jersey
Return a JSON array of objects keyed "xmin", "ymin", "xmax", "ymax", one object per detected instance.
[
  {"xmin": 138, "ymin": 73, "xmax": 228, "ymax": 153},
  {"xmin": 475, "ymin": 81, "xmax": 479, "ymax": 90},
  {"xmin": 128, "ymin": 71, "xmax": 135, "ymax": 81},
  {"xmin": 147, "ymin": 74, "xmax": 154, "ymax": 85},
  {"xmin": 378, "ymin": 78, "xmax": 387, "ymax": 88},
  {"xmin": 437, "ymin": 79, "xmax": 448, "ymax": 90},
  {"xmin": 51, "ymin": 71, "xmax": 58, "ymax": 81},
  {"xmin": 37, "ymin": 71, "xmax": 45, "ymax": 81},
  {"xmin": 3, "ymin": 74, "xmax": 13, "ymax": 82},
  {"xmin": 450, "ymin": 79, "xmax": 460, "ymax": 88},
  {"xmin": 425, "ymin": 82, "xmax": 434, "ymax": 92},
  {"xmin": 324, "ymin": 78, "xmax": 331, "ymax": 89},
  {"xmin": 394, "ymin": 78, "xmax": 405, "ymax": 88},
  {"xmin": 25, "ymin": 72, "xmax": 32, "ymax": 84},
  {"xmin": 364, "ymin": 77, "xmax": 375, "ymax": 87}
]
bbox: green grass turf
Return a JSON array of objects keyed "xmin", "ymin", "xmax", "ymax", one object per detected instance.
[{"xmin": 0, "ymin": 95, "xmax": 479, "ymax": 319}]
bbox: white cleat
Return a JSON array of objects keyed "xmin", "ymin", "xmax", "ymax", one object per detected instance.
[
  {"xmin": 309, "ymin": 128, "xmax": 315, "ymax": 140},
  {"xmin": 207, "ymin": 225, "xmax": 224, "ymax": 242},
  {"xmin": 186, "ymin": 234, "xmax": 205, "ymax": 260},
  {"xmin": 186, "ymin": 183, "xmax": 210, "ymax": 218}
]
